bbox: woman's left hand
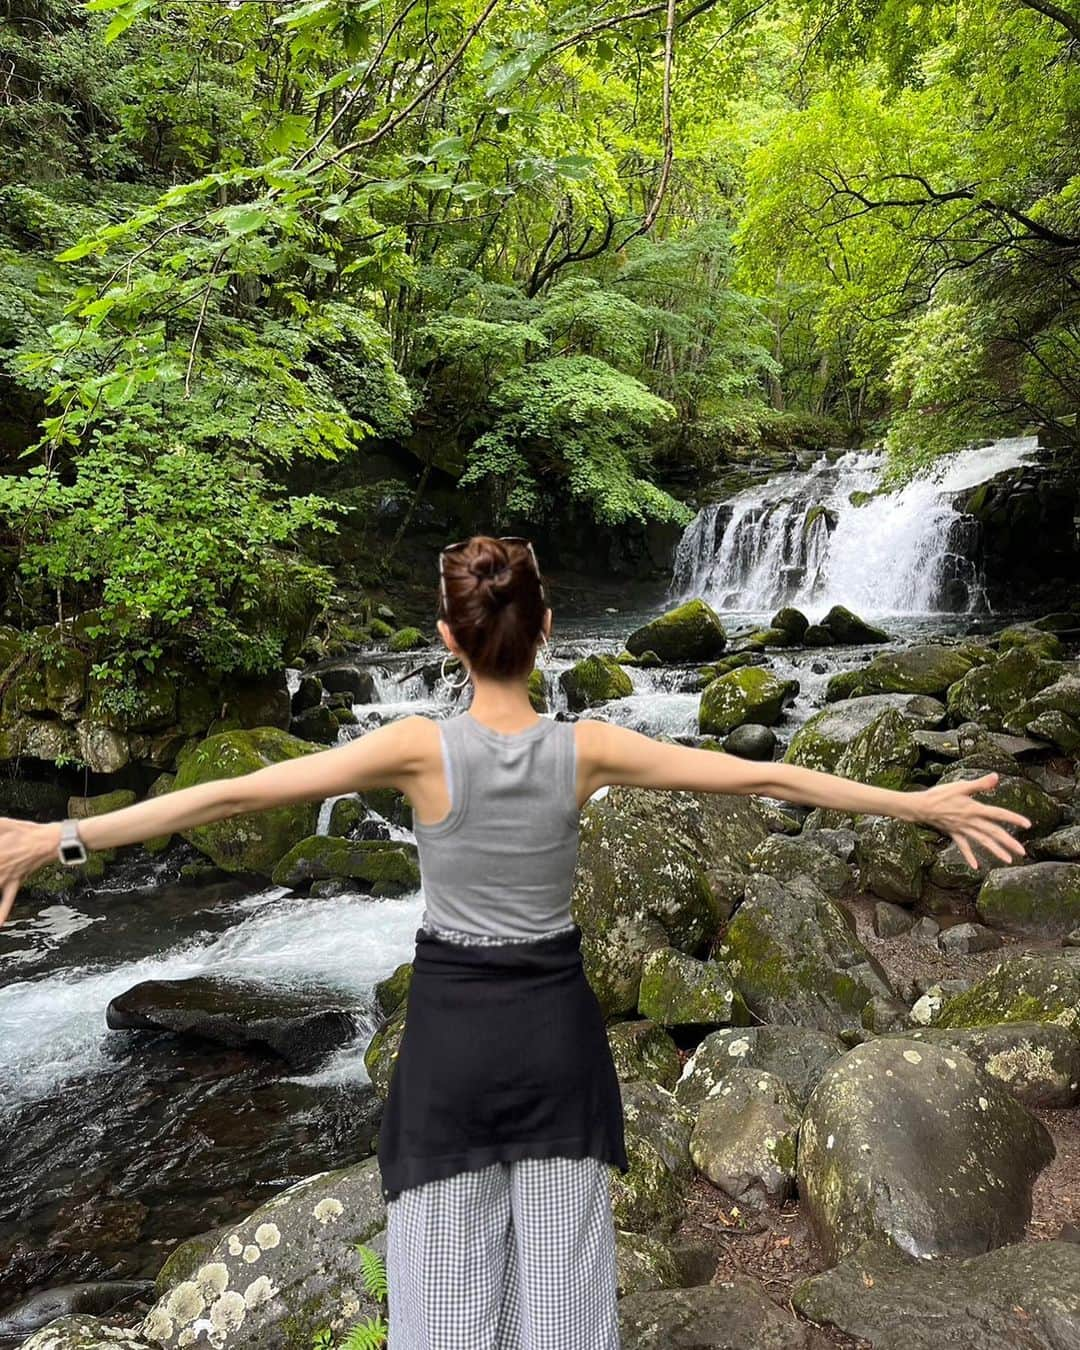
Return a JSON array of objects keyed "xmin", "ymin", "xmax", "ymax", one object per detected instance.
[{"xmin": 915, "ymin": 772, "xmax": 1031, "ymax": 871}]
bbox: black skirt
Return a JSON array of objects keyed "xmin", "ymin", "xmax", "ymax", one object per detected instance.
[{"xmin": 376, "ymin": 921, "xmax": 630, "ymax": 1203}]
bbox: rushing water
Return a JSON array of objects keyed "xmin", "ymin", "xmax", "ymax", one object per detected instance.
[
  {"xmin": 670, "ymin": 435, "xmax": 1041, "ymax": 615},
  {"xmin": 0, "ymin": 438, "xmax": 1050, "ymax": 1315}
]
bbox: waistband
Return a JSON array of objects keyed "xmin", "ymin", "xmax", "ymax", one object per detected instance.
[{"xmin": 412, "ymin": 921, "xmax": 584, "ymax": 974}]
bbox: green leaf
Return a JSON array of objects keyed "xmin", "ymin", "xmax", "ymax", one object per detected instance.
[{"xmin": 414, "ymin": 172, "xmax": 455, "ymax": 191}]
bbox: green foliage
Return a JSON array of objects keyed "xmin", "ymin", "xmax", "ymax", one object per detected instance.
[{"xmin": 310, "ymin": 1243, "xmax": 389, "ymax": 1349}]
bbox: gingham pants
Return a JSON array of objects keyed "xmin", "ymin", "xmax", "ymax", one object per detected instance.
[
  {"xmin": 384, "ymin": 913, "xmax": 621, "ymax": 1348},
  {"xmin": 385, "ymin": 1155, "xmax": 620, "ymax": 1349}
]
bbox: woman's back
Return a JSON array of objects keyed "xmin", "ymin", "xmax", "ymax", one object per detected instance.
[{"xmin": 413, "ymin": 710, "xmax": 581, "ymax": 939}]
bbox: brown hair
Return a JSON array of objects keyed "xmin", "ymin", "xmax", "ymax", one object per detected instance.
[{"xmin": 437, "ymin": 535, "xmax": 549, "ymax": 679}]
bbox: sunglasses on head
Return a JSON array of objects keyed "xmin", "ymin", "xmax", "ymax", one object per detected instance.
[{"xmin": 438, "ymin": 536, "xmax": 544, "ymax": 611}]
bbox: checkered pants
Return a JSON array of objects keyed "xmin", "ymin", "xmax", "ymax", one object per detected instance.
[
  {"xmin": 384, "ymin": 914, "xmax": 621, "ymax": 1348},
  {"xmin": 385, "ymin": 1155, "xmax": 620, "ymax": 1349}
]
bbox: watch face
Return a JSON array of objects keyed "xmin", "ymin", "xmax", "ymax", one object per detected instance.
[{"xmin": 60, "ymin": 842, "xmax": 85, "ymax": 862}]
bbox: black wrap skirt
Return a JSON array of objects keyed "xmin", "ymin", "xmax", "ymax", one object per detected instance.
[{"xmin": 376, "ymin": 921, "xmax": 630, "ymax": 1203}]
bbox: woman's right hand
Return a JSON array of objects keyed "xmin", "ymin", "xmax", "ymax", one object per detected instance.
[
  {"xmin": 0, "ymin": 819, "xmax": 62, "ymax": 925},
  {"xmin": 913, "ymin": 772, "xmax": 1031, "ymax": 871}
]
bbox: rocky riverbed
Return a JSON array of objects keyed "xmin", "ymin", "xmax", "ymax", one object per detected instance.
[{"xmin": 3, "ymin": 593, "xmax": 1080, "ymax": 1348}]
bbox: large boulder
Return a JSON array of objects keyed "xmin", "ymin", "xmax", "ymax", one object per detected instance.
[
  {"xmin": 976, "ymin": 862, "xmax": 1080, "ymax": 940},
  {"xmin": 611, "ymin": 1080, "xmax": 696, "ymax": 1236},
  {"xmin": 139, "ymin": 1159, "xmax": 386, "ymax": 1348},
  {"xmin": 793, "ymin": 1237, "xmax": 1080, "ymax": 1350},
  {"xmin": 674, "ymin": 1026, "xmax": 844, "ymax": 1111},
  {"xmin": 619, "ymin": 1279, "xmax": 829, "ymax": 1350},
  {"xmin": 936, "ymin": 952, "xmax": 1080, "ymax": 1032},
  {"xmin": 881, "ymin": 1023, "xmax": 1080, "ymax": 1108},
  {"xmin": 797, "ymin": 1038, "xmax": 1054, "ymax": 1264},
  {"xmin": 854, "ymin": 817, "xmax": 935, "ymax": 904},
  {"xmin": 637, "ymin": 947, "xmax": 749, "ymax": 1027},
  {"xmin": 105, "ymin": 977, "xmax": 359, "ymax": 1071},
  {"xmin": 825, "ymin": 643, "xmax": 980, "ymax": 701},
  {"xmin": 625, "ymin": 599, "xmax": 728, "ymax": 663},
  {"xmin": 698, "ymin": 667, "xmax": 797, "ymax": 736},
  {"xmin": 819, "ymin": 605, "xmax": 889, "ymax": 645},
  {"xmin": 784, "ymin": 694, "xmax": 945, "ymax": 773},
  {"xmin": 560, "ymin": 654, "xmax": 634, "ymax": 710},
  {"xmin": 717, "ymin": 875, "xmax": 894, "ymax": 1033},
  {"xmin": 601, "ymin": 783, "xmax": 770, "ymax": 875},
  {"xmin": 945, "ymin": 646, "xmax": 1062, "ymax": 731},
  {"xmin": 935, "ymin": 764, "xmax": 1063, "ymax": 835},
  {"xmin": 688, "ymin": 1067, "xmax": 801, "ymax": 1209},
  {"xmin": 833, "ymin": 708, "xmax": 919, "ymax": 789},
  {"xmin": 171, "ymin": 728, "xmax": 323, "ymax": 876},
  {"xmin": 607, "ymin": 1019, "xmax": 683, "ymax": 1090},
  {"xmin": 571, "ymin": 800, "xmax": 721, "ymax": 1016},
  {"xmin": 0, "ymin": 1285, "xmax": 153, "ymax": 1346},
  {"xmin": 747, "ymin": 834, "xmax": 854, "ymax": 898},
  {"xmin": 1007, "ymin": 672, "xmax": 1080, "ymax": 734}
]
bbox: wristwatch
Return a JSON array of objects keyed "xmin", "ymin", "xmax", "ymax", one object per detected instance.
[{"xmin": 57, "ymin": 818, "xmax": 88, "ymax": 866}]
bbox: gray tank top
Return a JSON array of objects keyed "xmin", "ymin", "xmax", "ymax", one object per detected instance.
[{"xmin": 414, "ymin": 710, "xmax": 581, "ymax": 938}]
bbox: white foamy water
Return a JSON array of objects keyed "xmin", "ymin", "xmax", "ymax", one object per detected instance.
[
  {"xmin": 671, "ymin": 435, "xmax": 1040, "ymax": 616},
  {"xmin": 0, "ymin": 888, "xmax": 426, "ymax": 1107}
]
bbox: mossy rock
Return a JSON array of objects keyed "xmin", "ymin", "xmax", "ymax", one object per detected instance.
[
  {"xmin": 936, "ymin": 953, "xmax": 1080, "ymax": 1031},
  {"xmin": 995, "ymin": 623, "xmax": 1065, "ymax": 660},
  {"xmin": 387, "ymin": 626, "xmax": 429, "ymax": 652},
  {"xmin": 527, "ymin": 666, "xmax": 547, "ymax": 712},
  {"xmin": 326, "ymin": 797, "xmax": 367, "ymax": 837},
  {"xmin": 785, "ymin": 694, "xmax": 945, "ymax": 773},
  {"xmin": 689, "ymin": 1067, "xmax": 801, "ymax": 1209},
  {"xmin": 698, "ymin": 666, "xmax": 797, "ymax": 736},
  {"xmin": 637, "ymin": 947, "xmax": 750, "ymax": 1028},
  {"xmin": 155, "ymin": 1227, "xmax": 232, "ymax": 1297},
  {"xmin": 674, "ymin": 1025, "xmax": 844, "ymax": 1112},
  {"xmin": 748, "ymin": 834, "xmax": 854, "ymax": 898},
  {"xmin": 975, "ymin": 863, "xmax": 1080, "ymax": 940},
  {"xmin": 610, "ymin": 1080, "xmax": 696, "ymax": 1236},
  {"xmin": 607, "ymin": 1019, "xmax": 683, "ymax": 1090},
  {"xmin": 945, "ymin": 646, "xmax": 1061, "ymax": 731},
  {"xmin": 560, "ymin": 654, "xmax": 633, "ymax": 711},
  {"xmin": 1008, "ymin": 674, "xmax": 1080, "ymax": 736},
  {"xmin": 67, "ymin": 788, "xmax": 137, "ymax": 818},
  {"xmin": 171, "ymin": 727, "xmax": 324, "ymax": 877},
  {"xmin": 271, "ymin": 835, "xmax": 420, "ymax": 896},
  {"xmin": 364, "ymin": 1003, "xmax": 408, "ymax": 1098},
  {"xmin": 819, "ymin": 605, "xmax": 889, "ymax": 644},
  {"xmin": 833, "ymin": 708, "xmax": 920, "ymax": 791},
  {"xmin": 855, "ymin": 817, "xmax": 935, "ymax": 904},
  {"xmin": 373, "ymin": 962, "xmax": 413, "ymax": 1017},
  {"xmin": 825, "ymin": 643, "xmax": 979, "ymax": 702},
  {"xmin": 624, "ymin": 599, "xmax": 727, "ymax": 663},
  {"xmin": 935, "ymin": 765, "xmax": 1062, "ymax": 836}
]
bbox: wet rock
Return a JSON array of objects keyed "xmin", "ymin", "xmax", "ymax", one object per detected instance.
[
  {"xmin": 861, "ymin": 993, "xmax": 910, "ymax": 1032},
  {"xmin": 673, "ymin": 1025, "xmax": 844, "ymax": 1111},
  {"xmin": 373, "ymin": 962, "xmax": 412, "ymax": 1018},
  {"xmin": 936, "ymin": 765, "xmax": 1063, "ymax": 835},
  {"xmin": 611, "ymin": 1081, "xmax": 696, "ymax": 1236},
  {"xmin": 625, "ymin": 598, "xmax": 728, "ymax": 663},
  {"xmin": 698, "ymin": 667, "xmax": 798, "ymax": 736},
  {"xmin": 834, "ymin": 709, "xmax": 920, "ymax": 794},
  {"xmin": 106, "ymin": 977, "xmax": 359, "ymax": 1071},
  {"xmin": 363, "ymin": 1002, "xmax": 407, "ymax": 1097},
  {"xmin": 802, "ymin": 624, "xmax": 834, "ymax": 646},
  {"xmin": 619, "ymin": 1279, "xmax": 829, "ymax": 1349},
  {"xmin": 976, "ymin": 862, "xmax": 1080, "ymax": 940},
  {"xmin": 793, "ymin": 1236, "xmax": 1080, "ymax": 1350},
  {"xmin": 271, "ymin": 835, "xmax": 420, "ymax": 897},
  {"xmin": 572, "ymin": 800, "xmax": 720, "ymax": 1016},
  {"xmin": 139, "ymin": 1158, "xmax": 386, "ymax": 1349},
  {"xmin": 560, "ymin": 654, "xmax": 633, "ymax": 710},
  {"xmin": 748, "ymin": 835, "xmax": 854, "ymax": 898},
  {"xmin": 855, "ymin": 816, "xmax": 934, "ymax": 903},
  {"xmin": 18, "ymin": 1316, "xmax": 152, "ymax": 1349},
  {"xmin": 1008, "ymin": 672, "xmax": 1080, "ymax": 735},
  {"xmin": 784, "ymin": 694, "xmax": 945, "ymax": 773},
  {"xmin": 608, "ymin": 1019, "xmax": 683, "ymax": 1089},
  {"xmin": 827, "ymin": 642, "xmax": 980, "ymax": 701},
  {"xmin": 937, "ymin": 921, "xmax": 1002, "ymax": 955},
  {"xmin": 637, "ymin": 947, "xmax": 749, "ymax": 1027},
  {"xmin": 798, "ymin": 1038, "xmax": 1054, "ymax": 1263},
  {"xmin": 1031, "ymin": 824, "xmax": 1080, "ymax": 861},
  {"xmin": 770, "ymin": 607, "xmax": 809, "ymax": 642},
  {"xmin": 819, "ymin": 606, "xmax": 889, "ymax": 645},
  {"xmin": 722, "ymin": 723, "xmax": 776, "ymax": 760},
  {"xmin": 689, "ymin": 1068, "xmax": 801, "ymax": 1209},
  {"xmin": 929, "ymin": 839, "xmax": 1008, "ymax": 892},
  {"xmin": 311, "ymin": 663, "xmax": 376, "ymax": 702},
  {"xmin": 287, "ymin": 705, "xmax": 339, "ymax": 744},
  {"xmin": 882, "ymin": 1022, "xmax": 1080, "ymax": 1107},
  {"xmin": 0, "ymin": 1283, "xmax": 153, "ymax": 1342},
  {"xmin": 1026, "ymin": 708, "xmax": 1080, "ymax": 752},
  {"xmin": 614, "ymin": 1230, "xmax": 683, "ymax": 1296},
  {"xmin": 718, "ymin": 874, "xmax": 894, "ymax": 1033},
  {"xmin": 171, "ymin": 728, "xmax": 323, "ymax": 876}
]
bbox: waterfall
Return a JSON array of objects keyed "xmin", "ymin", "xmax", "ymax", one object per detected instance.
[{"xmin": 670, "ymin": 435, "xmax": 1041, "ymax": 616}]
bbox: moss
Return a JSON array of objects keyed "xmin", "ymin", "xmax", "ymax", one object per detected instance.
[
  {"xmin": 560, "ymin": 654, "xmax": 633, "ymax": 710},
  {"xmin": 624, "ymin": 598, "xmax": 727, "ymax": 663},
  {"xmin": 387, "ymin": 626, "xmax": 428, "ymax": 652},
  {"xmin": 699, "ymin": 665, "xmax": 797, "ymax": 736}
]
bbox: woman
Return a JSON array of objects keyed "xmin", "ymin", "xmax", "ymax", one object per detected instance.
[{"xmin": 0, "ymin": 534, "xmax": 1030, "ymax": 1349}]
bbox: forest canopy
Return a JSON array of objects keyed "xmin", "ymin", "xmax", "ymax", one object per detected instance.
[{"xmin": 0, "ymin": 0, "xmax": 1076, "ymax": 678}]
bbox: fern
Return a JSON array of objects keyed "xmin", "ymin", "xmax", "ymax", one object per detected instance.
[
  {"xmin": 356, "ymin": 1243, "xmax": 389, "ymax": 1302},
  {"xmin": 339, "ymin": 1316, "xmax": 388, "ymax": 1350}
]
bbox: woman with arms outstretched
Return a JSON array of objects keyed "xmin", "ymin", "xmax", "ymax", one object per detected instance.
[{"xmin": 0, "ymin": 535, "xmax": 1030, "ymax": 1348}]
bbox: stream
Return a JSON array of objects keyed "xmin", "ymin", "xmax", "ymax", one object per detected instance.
[{"xmin": 0, "ymin": 435, "xmax": 1048, "ymax": 1309}]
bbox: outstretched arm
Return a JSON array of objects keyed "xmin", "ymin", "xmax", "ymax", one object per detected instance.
[
  {"xmin": 0, "ymin": 715, "xmax": 425, "ymax": 924},
  {"xmin": 578, "ymin": 720, "xmax": 1030, "ymax": 872}
]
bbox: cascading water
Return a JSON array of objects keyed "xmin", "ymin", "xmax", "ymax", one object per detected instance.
[{"xmin": 670, "ymin": 435, "xmax": 1041, "ymax": 616}]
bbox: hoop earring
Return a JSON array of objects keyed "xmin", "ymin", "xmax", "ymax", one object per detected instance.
[{"xmin": 440, "ymin": 651, "xmax": 471, "ymax": 689}]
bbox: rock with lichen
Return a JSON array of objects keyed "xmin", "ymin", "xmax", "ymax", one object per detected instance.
[
  {"xmin": 688, "ymin": 1067, "xmax": 802, "ymax": 1209},
  {"xmin": 624, "ymin": 598, "xmax": 727, "ymax": 663}
]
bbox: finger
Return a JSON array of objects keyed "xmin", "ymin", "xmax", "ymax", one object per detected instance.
[
  {"xmin": 965, "ymin": 824, "xmax": 1020, "ymax": 865},
  {"xmin": 979, "ymin": 803, "xmax": 1033, "ymax": 830},
  {"xmin": 960, "ymin": 772, "xmax": 1000, "ymax": 796},
  {"xmin": 971, "ymin": 818, "xmax": 1028, "ymax": 858},
  {"xmin": 0, "ymin": 879, "xmax": 19, "ymax": 926},
  {"xmin": 952, "ymin": 831, "xmax": 980, "ymax": 871}
]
